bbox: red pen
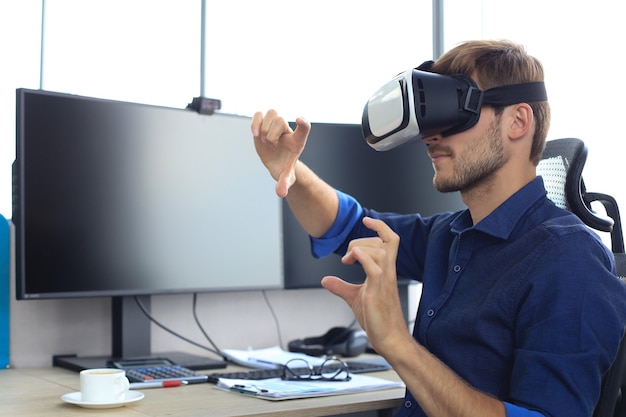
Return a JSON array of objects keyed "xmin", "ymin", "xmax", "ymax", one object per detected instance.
[{"xmin": 129, "ymin": 380, "xmax": 189, "ymax": 389}]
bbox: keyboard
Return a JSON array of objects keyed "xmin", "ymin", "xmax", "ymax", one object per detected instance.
[{"xmin": 206, "ymin": 359, "xmax": 391, "ymax": 383}]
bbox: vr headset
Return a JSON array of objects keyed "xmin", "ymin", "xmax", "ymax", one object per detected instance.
[{"xmin": 362, "ymin": 60, "xmax": 548, "ymax": 151}]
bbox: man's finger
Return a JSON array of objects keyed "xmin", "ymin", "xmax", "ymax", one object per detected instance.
[
  {"xmin": 362, "ymin": 217, "xmax": 398, "ymax": 245},
  {"xmin": 321, "ymin": 276, "xmax": 360, "ymax": 304},
  {"xmin": 275, "ymin": 170, "xmax": 296, "ymax": 198},
  {"xmin": 292, "ymin": 117, "xmax": 311, "ymax": 142},
  {"xmin": 250, "ymin": 111, "xmax": 264, "ymax": 138}
]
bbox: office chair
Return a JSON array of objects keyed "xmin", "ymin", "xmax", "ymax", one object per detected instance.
[{"xmin": 537, "ymin": 138, "xmax": 626, "ymax": 417}]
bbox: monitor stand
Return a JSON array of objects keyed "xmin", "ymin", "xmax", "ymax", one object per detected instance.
[{"xmin": 53, "ymin": 295, "xmax": 227, "ymax": 372}]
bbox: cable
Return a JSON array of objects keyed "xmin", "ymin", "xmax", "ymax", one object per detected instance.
[
  {"xmin": 262, "ymin": 290, "xmax": 284, "ymax": 348},
  {"xmin": 192, "ymin": 293, "xmax": 225, "ymax": 358},
  {"xmin": 134, "ymin": 292, "xmax": 364, "ymax": 361},
  {"xmin": 133, "ymin": 295, "xmax": 222, "ymax": 357},
  {"xmin": 346, "ymin": 317, "xmax": 358, "ymax": 329}
]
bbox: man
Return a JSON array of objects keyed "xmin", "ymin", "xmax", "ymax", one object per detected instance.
[{"xmin": 251, "ymin": 40, "xmax": 626, "ymax": 417}]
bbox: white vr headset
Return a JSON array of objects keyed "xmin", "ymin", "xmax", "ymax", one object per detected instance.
[{"xmin": 362, "ymin": 60, "xmax": 548, "ymax": 151}]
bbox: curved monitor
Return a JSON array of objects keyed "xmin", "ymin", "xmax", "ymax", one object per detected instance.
[{"xmin": 282, "ymin": 122, "xmax": 465, "ymax": 288}]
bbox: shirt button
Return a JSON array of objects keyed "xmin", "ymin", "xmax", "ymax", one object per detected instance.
[
  {"xmin": 453, "ymin": 264, "xmax": 462, "ymax": 272},
  {"xmin": 404, "ymin": 400, "xmax": 413, "ymax": 408},
  {"xmin": 427, "ymin": 309, "xmax": 435, "ymax": 317}
]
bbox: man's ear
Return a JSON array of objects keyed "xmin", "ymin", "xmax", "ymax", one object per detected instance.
[{"xmin": 507, "ymin": 103, "xmax": 533, "ymax": 141}]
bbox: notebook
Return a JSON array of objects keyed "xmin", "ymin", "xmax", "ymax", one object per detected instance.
[{"xmin": 217, "ymin": 373, "xmax": 404, "ymax": 401}]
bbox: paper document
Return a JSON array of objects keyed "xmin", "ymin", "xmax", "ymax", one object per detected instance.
[
  {"xmin": 217, "ymin": 374, "xmax": 404, "ymax": 400},
  {"xmin": 221, "ymin": 345, "xmax": 328, "ymax": 369}
]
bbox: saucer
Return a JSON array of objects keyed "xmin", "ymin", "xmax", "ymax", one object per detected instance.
[{"xmin": 61, "ymin": 390, "xmax": 144, "ymax": 409}]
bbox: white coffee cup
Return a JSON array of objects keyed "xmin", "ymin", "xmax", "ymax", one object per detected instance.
[{"xmin": 80, "ymin": 368, "xmax": 130, "ymax": 403}]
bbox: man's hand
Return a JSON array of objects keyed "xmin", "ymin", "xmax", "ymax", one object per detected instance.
[
  {"xmin": 321, "ymin": 217, "xmax": 408, "ymax": 355},
  {"xmin": 323, "ymin": 217, "xmax": 508, "ymax": 417},
  {"xmin": 251, "ymin": 110, "xmax": 310, "ymax": 198}
]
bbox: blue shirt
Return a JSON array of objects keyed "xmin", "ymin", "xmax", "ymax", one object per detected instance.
[{"xmin": 311, "ymin": 177, "xmax": 626, "ymax": 417}]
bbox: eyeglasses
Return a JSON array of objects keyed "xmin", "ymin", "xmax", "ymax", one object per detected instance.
[{"xmin": 281, "ymin": 357, "xmax": 351, "ymax": 382}]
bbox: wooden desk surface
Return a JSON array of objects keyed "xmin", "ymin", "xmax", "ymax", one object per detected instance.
[{"xmin": 0, "ymin": 366, "xmax": 405, "ymax": 417}]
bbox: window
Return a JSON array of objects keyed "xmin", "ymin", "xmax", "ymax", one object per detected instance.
[
  {"xmin": 0, "ymin": 1, "xmax": 42, "ymax": 218},
  {"xmin": 2, "ymin": 1, "xmax": 622, "ymax": 229},
  {"xmin": 444, "ymin": 0, "xmax": 625, "ymax": 238},
  {"xmin": 0, "ymin": 0, "xmax": 432, "ymax": 217}
]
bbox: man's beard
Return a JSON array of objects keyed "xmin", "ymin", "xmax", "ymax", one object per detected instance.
[{"xmin": 433, "ymin": 121, "xmax": 506, "ymax": 193}]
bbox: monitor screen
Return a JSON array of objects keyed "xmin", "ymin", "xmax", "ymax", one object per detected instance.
[
  {"xmin": 13, "ymin": 89, "xmax": 283, "ymax": 300},
  {"xmin": 282, "ymin": 122, "xmax": 466, "ymax": 288}
]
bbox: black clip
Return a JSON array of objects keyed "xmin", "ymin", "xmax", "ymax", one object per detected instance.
[{"xmin": 463, "ymin": 87, "xmax": 484, "ymax": 114}]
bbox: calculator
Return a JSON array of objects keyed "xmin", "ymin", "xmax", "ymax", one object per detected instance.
[{"xmin": 108, "ymin": 358, "xmax": 209, "ymax": 383}]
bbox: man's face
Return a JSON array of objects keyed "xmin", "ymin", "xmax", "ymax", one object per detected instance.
[{"xmin": 426, "ymin": 107, "xmax": 507, "ymax": 193}]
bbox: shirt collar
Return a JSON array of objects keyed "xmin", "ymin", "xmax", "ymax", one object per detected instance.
[{"xmin": 451, "ymin": 176, "xmax": 548, "ymax": 239}]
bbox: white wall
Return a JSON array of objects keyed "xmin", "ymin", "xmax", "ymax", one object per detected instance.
[{"xmin": 10, "ymin": 272, "xmax": 358, "ymax": 368}]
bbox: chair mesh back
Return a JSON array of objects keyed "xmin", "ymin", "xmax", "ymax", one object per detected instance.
[
  {"xmin": 538, "ymin": 138, "xmax": 614, "ymax": 233},
  {"xmin": 537, "ymin": 155, "xmax": 569, "ymax": 210},
  {"xmin": 538, "ymin": 138, "xmax": 586, "ymax": 211}
]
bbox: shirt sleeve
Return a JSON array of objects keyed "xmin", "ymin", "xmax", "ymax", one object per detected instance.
[
  {"xmin": 504, "ymin": 402, "xmax": 545, "ymax": 417},
  {"xmin": 310, "ymin": 190, "xmax": 362, "ymax": 258}
]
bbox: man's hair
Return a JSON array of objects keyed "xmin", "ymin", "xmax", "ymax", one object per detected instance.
[{"xmin": 430, "ymin": 40, "xmax": 551, "ymax": 165}]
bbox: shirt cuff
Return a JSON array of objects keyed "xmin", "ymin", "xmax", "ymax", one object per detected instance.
[
  {"xmin": 310, "ymin": 190, "xmax": 362, "ymax": 258},
  {"xmin": 504, "ymin": 402, "xmax": 545, "ymax": 417}
]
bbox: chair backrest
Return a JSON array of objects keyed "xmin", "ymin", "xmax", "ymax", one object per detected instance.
[
  {"xmin": 538, "ymin": 138, "xmax": 614, "ymax": 233},
  {"xmin": 538, "ymin": 138, "xmax": 626, "ymax": 417}
]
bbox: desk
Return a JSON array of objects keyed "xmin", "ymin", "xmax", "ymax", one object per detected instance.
[{"xmin": 0, "ymin": 366, "xmax": 405, "ymax": 417}]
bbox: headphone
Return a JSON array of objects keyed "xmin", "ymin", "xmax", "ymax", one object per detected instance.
[{"xmin": 287, "ymin": 327, "xmax": 369, "ymax": 358}]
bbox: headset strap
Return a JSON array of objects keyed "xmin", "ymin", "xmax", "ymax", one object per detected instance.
[
  {"xmin": 483, "ymin": 82, "xmax": 548, "ymax": 106},
  {"xmin": 416, "ymin": 60, "xmax": 549, "ymax": 105}
]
